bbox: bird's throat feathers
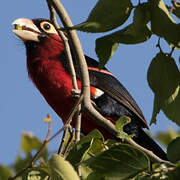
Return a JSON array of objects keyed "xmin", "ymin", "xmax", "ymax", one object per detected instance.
[
  {"xmin": 26, "ymin": 33, "xmax": 69, "ymax": 91},
  {"xmin": 26, "ymin": 34, "xmax": 64, "ymax": 61}
]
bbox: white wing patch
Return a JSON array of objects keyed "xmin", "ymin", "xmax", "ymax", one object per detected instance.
[{"xmin": 93, "ymin": 88, "xmax": 104, "ymax": 99}]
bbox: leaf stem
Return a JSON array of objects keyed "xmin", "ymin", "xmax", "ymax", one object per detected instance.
[
  {"xmin": 169, "ymin": 47, "xmax": 175, "ymax": 57},
  {"xmin": 156, "ymin": 37, "xmax": 163, "ymax": 53}
]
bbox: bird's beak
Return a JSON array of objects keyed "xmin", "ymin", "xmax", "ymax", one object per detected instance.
[{"xmin": 12, "ymin": 18, "xmax": 41, "ymax": 42}]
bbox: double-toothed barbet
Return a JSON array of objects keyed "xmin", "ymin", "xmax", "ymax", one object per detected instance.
[{"xmin": 12, "ymin": 18, "xmax": 167, "ymax": 160}]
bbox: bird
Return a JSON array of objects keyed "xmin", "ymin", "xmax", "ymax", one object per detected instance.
[{"xmin": 12, "ymin": 18, "xmax": 167, "ymax": 160}]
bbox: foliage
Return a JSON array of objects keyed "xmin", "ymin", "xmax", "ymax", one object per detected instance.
[
  {"xmin": 2, "ymin": 129, "xmax": 180, "ymax": 180},
  {"xmin": 147, "ymin": 52, "xmax": 180, "ymax": 126},
  {"xmin": 71, "ymin": 0, "xmax": 180, "ymax": 127},
  {"xmin": 6, "ymin": 0, "xmax": 180, "ymax": 179},
  {"xmin": 156, "ymin": 127, "xmax": 180, "ymax": 147}
]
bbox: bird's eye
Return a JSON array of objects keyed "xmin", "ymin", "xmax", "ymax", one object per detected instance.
[
  {"xmin": 40, "ymin": 21, "xmax": 58, "ymax": 34},
  {"xmin": 43, "ymin": 23, "xmax": 51, "ymax": 30}
]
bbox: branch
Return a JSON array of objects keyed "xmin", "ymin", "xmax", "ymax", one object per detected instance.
[
  {"xmin": 46, "ymin": 0, "xmax": 78, "ymax": 90},
  {"xmin": 48, "ymin": 0, "xmax": 118, "ymax": 143},
  {"xmin": 63, "ymin": 127, "xmax": 75, "ymax": 157},
  {"xmin": 126, "ymin": 139, "xmax": 174, "ymax": 166},
  {"xmin": 57, "ymin": 126, "xmax": 69, "ymax": 155},
  {"xmin": 75, "ymin": 105, "xmax": 82, "ymax": 142},
  {"xmin": 47, "ymin": 0, "xmax": 82, "ymax": 142},
  {"xmin": 50, "ymin": 0, "xmax": 118, "ymax": 137},
  {"xmin": 48, "ymin": 94, "xmax": 84, "ymax": 143}
]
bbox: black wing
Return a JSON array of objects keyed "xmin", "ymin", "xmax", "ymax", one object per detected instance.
[
  {"xmin": 85, "ymin": 56, "xmax": 148, "ymax": 129},
  {"xmin": 60, "ymin": 53, "xmax": 148, "ymax": 129}
]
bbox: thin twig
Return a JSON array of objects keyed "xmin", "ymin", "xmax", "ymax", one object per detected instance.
[
  {"xmin": 126, "ymin": 139, "xmax": 174, "ymax": 166},
  {"xmin": 74, "ymin": 105, "xmax": 82, "ymax": 177},
  {"xmin": 47, "ymin": 0, "xmax": 78, "ymax": 90},
  {"xmin": 64, "ymin": 94, "xmax": 84, "ymax": 126},
  {"xmin": 9, "ymin": 119, "xmax": 52, "ymax": 180},
  {"xmin": 58, "ymin": 126, "xmax": 69, "ymax": 155},
  {"xmin": 169, "ymin": 47, "xmax": 175, "ymax": 57},
  {"xmin": 63, "ymin": 127, "xmax": 75, "ymax": 157},
  {"xmin": 75, "ymin": 105, "xmax": 82, "ymax": 142},
  {"xmin": 47, "ymin": 126, "xmax": 65, "ymax": 143},
  {"xmin": 47, "ymin": 94, "xmax": 84, "ymax": 143}
]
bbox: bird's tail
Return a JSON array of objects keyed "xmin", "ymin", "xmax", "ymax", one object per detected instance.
[{"xmin": 134, "ymin": 129, "xmax": 167, "ymax": 161}]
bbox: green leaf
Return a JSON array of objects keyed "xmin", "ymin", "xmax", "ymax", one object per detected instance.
[
  {"xmin": 96, "ymin": 3, "xmax": 152, "ymax": 68},
  {"xmin": 80, "ymin": 165, "xmax": 93, "ymax": 180},
  {"xmin": 66, "ymin": 137, "xmax": 92, "ymax": 166},
  {"xmin": 150, "ymin": 95, "xmax": 160, "ymax": 125},
  {"xmin": 167, "ymin": 137, "xmax": 180, "ymax": 163},
  {"xmin": 73, "ymin": 0, "xmax": 133, "ymax": 32},
  {"xmin": 14, "ymin": 153, "xmax": 33, "ymax": 174},
  {"xmin": 162, "ymin": 86, "xmax": 180, "ymax": 126},
  {"xmin": 149, "ymin": 0, "xmax": 180, "ymax": 48},
  {"xmin": 38, "ymin": 162, "xmax": 51, "ymax": 176},
  {"xmin": 156, "ymin": 127, "xmax": 180, "ymax": 147},
  {"xmin": 22, "ymin": 168, "xmax": 49, "ymax": 180},
  {"xmin": 66, "ymin": 130, "xmax": 105, "ymax": 167},
  {"xmin": 104, "ymin": 139, "xmax": 120, "ymax": 149},
  {"xmin": 21, "ymin": 132, "xmax": 48, "ymax": 160},
  {"xmin": 83, "ymin": 144, "xmax": 150, "ymax": 179},
  {"xmin": 96, "ymin": 38, "xmax": 118, "ymax": 69},
  {"xmin": 147, "ymin": 52, "xmax": 180, "ymax": 125},
  {"xmin": 167, "ymin": 165, "xmax": 180, "ymax": 180},
  {"xmin": 0, "ymin": 165, "xmax": 13, "ymax": 180},
  {"xmin": 133, "ymin": 3, "xmax": 151, "ymax": 26},
  {"xmin": 147, "ymin": 53, "xmax": 179, "ymax": 98},
  {"xmin": 87, "ymin": 172, "xmax": 108, "ymax": 180},
  {"xmin": 86, "ymin": 131, "xmax": 105, "ymax": 158},
  {"xmin": 134, "ymin": 175, "xmax": 161, "ymax": 180},
  {"xmin": 49, "ymin": 154, "xmax": 80, "ymax": 180},
  {"xmin": 62, "ymin": 131, "xmax": 76, "ymax": 151},
  {"xmin": 115, "ymin": 116, "xmax": 134, "ymax": 140},
  {"xmin": 21, "ymin": 132, "xmax": 42, "ymax": 153},
  {"xmin": 81, "ymin": 165, "xmax": 109, "ymax": 180}
]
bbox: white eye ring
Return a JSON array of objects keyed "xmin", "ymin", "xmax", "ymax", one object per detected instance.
[{"xmin": 40, "ymin": 21, "xmax": 58, "ymax": 34}]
